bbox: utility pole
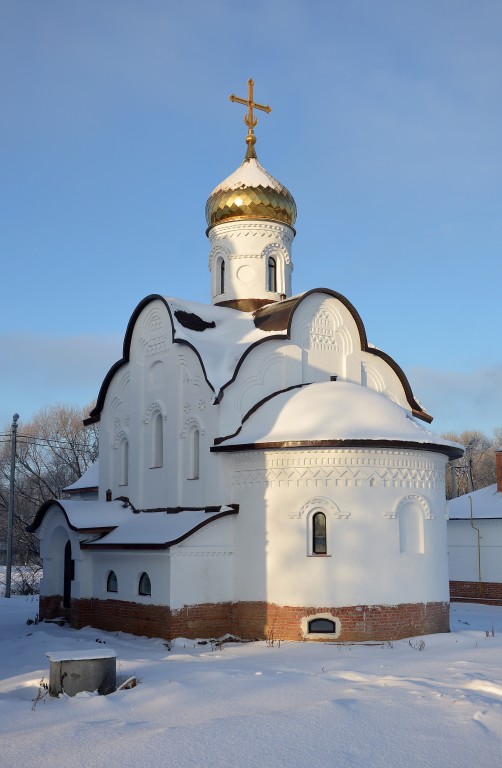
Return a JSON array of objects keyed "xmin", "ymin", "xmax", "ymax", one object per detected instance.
[{"xmin": 5, "ymin": 413, "xmax": 19, "ymax": 598}]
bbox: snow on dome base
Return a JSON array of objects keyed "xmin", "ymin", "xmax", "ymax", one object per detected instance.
[{"xmin": 214, "ymin": 381, "xmax": 463, "ymax": 458}]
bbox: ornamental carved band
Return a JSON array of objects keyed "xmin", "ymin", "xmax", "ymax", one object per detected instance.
[{"xmin": 232, "ymin": 450, "xmax": 443, "ymax": 489}]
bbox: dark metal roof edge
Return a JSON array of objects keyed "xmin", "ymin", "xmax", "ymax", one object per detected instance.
[
  {"xmin": 84, "ymin": 295, "xmax": 216, "ymax": 425},
  {"xmin": 80, "ymin": 507, "xmax": 239, "ymax": 551},
  {"xmin": 27, "ymin": 499, "xmax": 118, "ymax": 535},
  {"xmin": 211, "ymin": 438, "xmax": 463, "ymax": 460}
]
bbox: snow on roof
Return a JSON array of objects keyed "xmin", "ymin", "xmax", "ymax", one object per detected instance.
[
  {"xmin": 166, "ymin": 297, "xmax": 274, "ymax": 392},
  {"xmin": 64, "ymin": 460, "xmax": 99, "ymax": 492},
  {"xmin": 85, "ymin": 507, "xmax": 235, "ymax": 547},
  {"xmin": 216, "ymin": 381, "xmax": 462, "ymax": 456},
  {"xmin": 209, "ymin": 156, "xmax": 284, "ymax": 192},
  {"xmin": 448, "ymin": 484, "xmax": 502, "ymax": 519},
  {"xmin": 54, "ymin": 499, "xmax": 132, "ymax": 530},
  {"xmin": 29, "ymin": 499, "xmax": 237, "ymax": 546}
]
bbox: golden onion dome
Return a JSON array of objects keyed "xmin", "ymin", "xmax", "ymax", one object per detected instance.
[{"xmin": 205, "ymin": 139, "xmax": 297, "ymax": 231}]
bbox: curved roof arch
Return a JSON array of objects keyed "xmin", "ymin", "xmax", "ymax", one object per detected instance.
[
  {"xmin": 222, "ymin": 288, "xmax": 432, "ymax": 422},
  {"xmin": 84, "ymin": 288, "xmax": 432, "ymax": 426},
  {"xmin": 84, "ymin": 295, "xmax": 216, "ymax": 425}
]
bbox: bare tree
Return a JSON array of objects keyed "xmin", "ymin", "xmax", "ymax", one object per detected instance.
[
  {"xmin": 444, "ymin": 428, "xmax": 501, "ymax": 499},
  {"xmin": 0, "ymin": 403, "xmax": 98, "ymax": 567}
]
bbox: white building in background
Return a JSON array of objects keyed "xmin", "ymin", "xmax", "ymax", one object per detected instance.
[
  {"xmin": 448, "ymin": 452, "xmax": 502, "ymax": 605},
  {"xmin": 29, "ymin": 85, "xmax": 463, "ymax": 641}
]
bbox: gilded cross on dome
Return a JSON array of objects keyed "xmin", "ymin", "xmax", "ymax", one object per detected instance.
[{"xmin": 229, "ymin": 78, "xmax": 271, "ymax": 158}]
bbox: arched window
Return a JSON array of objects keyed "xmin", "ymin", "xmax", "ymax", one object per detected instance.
[
  {"xmin": 267, "ymin": 256, "xmax": 277, "ymax": 292},
  {"xmin": 313, "ymin": 511, "xmax": 327, "ymax": 554},
  {"xmin": 189, "ymin": 428, "xmax": 200, "ymax": 480},
  {"xmin": 398, "ymin": 503, "xmax": 424, "ymax": 554},
  {"xmin": 139, "ymin": 572, "xmax": 151, "ymax": 596},
  {"xmin": 119, "ymin": 438, "xmax": 129, "ymax": 486},
  {"xmin": 152, "ymin": 412, "xmax": 163, "ymax": 468},
  {"xmin": 106, "ymin": 570, "xmax": 118, "ymax": 593},
  {"xmin": 308, "ymin": 618, "xmax": 336, "ymax": 634},
  {"xmin": 220, "ymin": 259, "xmax": 225, "ymax": 295}
]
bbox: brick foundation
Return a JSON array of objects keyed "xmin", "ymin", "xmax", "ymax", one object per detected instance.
[
  {"xmin": 450, "ymin": 580, "xmax": 502, "ymax": 605},
  {"xmin": 39, "ymin": 595, "xmax": 68, "ymax": 622},
  {"xmin": 230, "ymin": 601, "xmax": 449, "ymax": 642},
  {"xmin": 39, "ymin": 595, "xmax": 450, "ymax": 641}
]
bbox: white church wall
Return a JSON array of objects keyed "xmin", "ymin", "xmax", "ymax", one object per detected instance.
[
  {"xmin": 131, "ymin": 300, "xmax": 175, "ymax": 508},
  {"xmin": 86, "ymin": 550, "xmax": 170, "ymax": 606},
  {"xmin": 98, "ymin": 365, "xmax": 132, "ymax": 501},
  {"xmin": 98, "ymin": 297, "xmax": 225, "ymax": 509},
  {"xmin": 170, "ymin": 518, "xmax": 234, "ymax": 609},
  {"xmin": 285, "ymin": 293, "xmax": 414, "ymax": 413},
  {"xmin": 220, "ymin": 340, "xmax": 302, "ymax": 438},
  {"xmin": 355, "ymin": 350, "xmax": 412, "ymax": 412},
  {"xmin": 176, "ymin": 346, "xmax": 220, "ymax": 507},
  {"xmin": 231, "ymin": 448, "xmax": 449, "ymax": 608},
  {"xmin": 37, "ymin": 506, "xmax": 81, "ymax": 598},
  {"xmin": 289, "ymin": 294, "xmax": 358, "ymax": 383}
]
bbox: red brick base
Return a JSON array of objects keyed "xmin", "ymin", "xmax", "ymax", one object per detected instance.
[
  {"xmin": 450, "ymin": 580, "xmax": 502, "ymax": 605},
  {"xmin": 39, "ymin": 595, "xmax": 450, "ymax": 641}
]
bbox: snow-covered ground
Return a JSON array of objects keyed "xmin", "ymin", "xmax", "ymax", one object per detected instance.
[{"xmin": 1, "ymin": 597, "xmax": 502, "ymax": 767}]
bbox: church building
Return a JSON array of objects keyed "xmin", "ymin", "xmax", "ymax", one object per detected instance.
[{"xmin": 29, "ymin": 81, "xmax": 463, "ymax": 642}]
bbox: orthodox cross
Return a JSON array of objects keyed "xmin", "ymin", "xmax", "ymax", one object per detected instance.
[{"xmin": 229, "ymin": 79, "xmax": 271, "ymax": 156}]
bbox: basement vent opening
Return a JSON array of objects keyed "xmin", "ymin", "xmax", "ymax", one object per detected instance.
[{"xmin": 308, "ymin": 618, "xmax": 337, "ymax": 634}]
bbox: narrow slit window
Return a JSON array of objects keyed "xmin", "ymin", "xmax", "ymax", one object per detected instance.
[
  {"xmin": 190, "ymin": 428, "xmax": 200, "ymax": 479},
  {"xmin": 313, "ymin": 511, "xmax": 327, "ymax": 554},
  {"xmin": 152, "ymin": 412, "xmax": 163, "ymax": 468},
  {"xmin": 120, "ymin": 438, "xmax": 129, "ymax": 486},
  {"xmin": 267, "ymin": 256, "xmax": 277, "ymax": 292},
  {"xmin": 220, "ymin": 260, "xmax": 225, "ymax": 294}
]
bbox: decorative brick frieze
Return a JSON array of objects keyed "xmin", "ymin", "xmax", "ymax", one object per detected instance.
[
  {"xmin": 450, "ymin": 580, "xmax": 502, "ymax": 605},
  {"xmin": 232, "ymin": 449, "xmax": 444, "ymax": 490},
  {"xmin": 208, "ymin": 220, "xmax": 294, "ymax": 242},
  {"xmin": 38, "ymin": 595, "xmax": 449, "ymax": 642}
]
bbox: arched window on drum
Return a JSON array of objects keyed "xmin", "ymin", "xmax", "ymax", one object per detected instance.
[
  {"xmin": 267, "ymin": 256, "xmax": 277, "ymax": 292},
  {"xmin": 312, "ymin": 511, "xmax": 327, "ymax": 555}
]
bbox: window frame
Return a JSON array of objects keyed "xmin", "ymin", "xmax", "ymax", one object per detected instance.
[
  {"xmin": 138, "ymin": 571, "xmax": 151, "ymax": 597},
  {"xmin": 119, "ymin": 437, "xmax": 129, "ymax": 486},
  {"xmin": 312, "ymin": 511, "xmax": 327, "ymax": 555},
  {"xmin": 106, "ymin": 570, "xmax": 118, "ymax": 593},
  {"xmin": 188, "ymin": 428, "xmax": 200, "ymax": 480},
  {"xmin": 267, "ymin": 256, "xmax": 277, "ymax": 292},
  {"xmin": 307, "ymin": 618, "xmax": 337, "ymax": 634},
  {"xmin": 151, "ymin": 411, "xmax": 164, "ymax": 469}
]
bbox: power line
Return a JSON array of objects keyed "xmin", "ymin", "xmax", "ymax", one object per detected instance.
[{"xmin": 0, "ymin": 434, "xmax": 97, "ymax": 451}]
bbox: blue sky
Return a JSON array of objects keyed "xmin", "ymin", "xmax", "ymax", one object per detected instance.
[{"xmin": 1, "ymin": 0, "xmax": 501, "ymax": 437}]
